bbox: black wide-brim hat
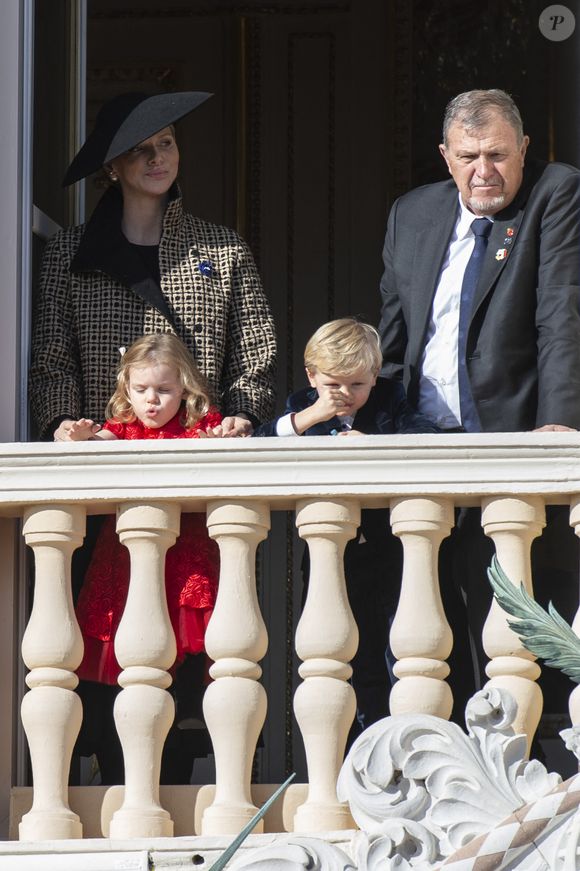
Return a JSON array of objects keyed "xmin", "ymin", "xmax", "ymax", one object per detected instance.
[{"xmin": 62, "ymin": 90, "xmax": 212, "ymax": 186}]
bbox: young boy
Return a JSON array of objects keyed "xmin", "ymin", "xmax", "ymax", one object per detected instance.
[
  {"xmin": 254, "ymin": 318, "xmax": 439, "ymax": 737},
  {"xmin": 255, "ymin": 318, "xmax": 438, "ymax": 439}
]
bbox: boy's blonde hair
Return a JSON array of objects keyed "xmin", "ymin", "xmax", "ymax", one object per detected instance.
[
  {"xmin": 106, "ymin": 333, "xmax": 211, "ymax": 428},
  {"xmin": 304, "ymin": 318, "xmax": 382, "ymax": 376}
]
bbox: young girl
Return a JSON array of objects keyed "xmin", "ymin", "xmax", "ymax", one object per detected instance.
[{"xmin": 65, "ymin": 333, "xmax": 221, "ymax": 743}]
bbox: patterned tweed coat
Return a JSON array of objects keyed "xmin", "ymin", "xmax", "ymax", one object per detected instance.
[{"xmin": 29, "ymin": 185, "xmax": 277, "ymax": 437}]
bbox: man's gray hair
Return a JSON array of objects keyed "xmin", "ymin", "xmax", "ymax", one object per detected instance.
[{"xmin": 442, "ymin": 89, "xmax": 524, "ymax": 146}]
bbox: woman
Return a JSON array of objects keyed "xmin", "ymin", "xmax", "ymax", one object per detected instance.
[
  {"xmin": 30, "ymin": 90, "xmax": 277, "ymax": 440},
  {"xmin": 28, "ymin": 91, "xmax": 277, "ymax": 783}
]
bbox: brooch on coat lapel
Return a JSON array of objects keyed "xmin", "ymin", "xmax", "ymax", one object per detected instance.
[
  {"xmin": 495, "ymin": 226, "xmax": 515, "ymax": 260},
  {"xmin": 198, "ymin": 259, "xmax": 218, "ymax": 278}
]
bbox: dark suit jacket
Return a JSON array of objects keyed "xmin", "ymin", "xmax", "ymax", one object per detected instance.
[
  {"xmin": 253, "ymin": 377, "xmax": 440, "ymax": 438},
  {"xmin": 379, "ymin": 158, "xmax": 580, "ymax": 432}
]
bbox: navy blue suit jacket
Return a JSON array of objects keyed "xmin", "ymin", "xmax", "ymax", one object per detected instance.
[{"xmin": 253, "ymin": 377, "xmax": 439, "ymax": 438}]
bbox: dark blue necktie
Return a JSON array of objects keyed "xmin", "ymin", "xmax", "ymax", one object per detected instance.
[{"xmin": 457, "ymin": 218, "xmax": 492, "ymax": 432}]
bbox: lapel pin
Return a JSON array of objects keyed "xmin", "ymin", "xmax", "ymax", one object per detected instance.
[
  {"xmin": 199, "ymin": 259, "xmax": 217, "ymax": 278},
  {"xmin": 506, "ymin": 227, "xmax": 514, "ymax": 236},
  {"xmin": 495, "ymin": 248, "xmax": 508, "ymax": 261}
]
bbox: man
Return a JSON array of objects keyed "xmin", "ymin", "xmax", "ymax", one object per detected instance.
[{"xmin": 379, "ymin": 89, "xmax": 580, "ymax": 717}]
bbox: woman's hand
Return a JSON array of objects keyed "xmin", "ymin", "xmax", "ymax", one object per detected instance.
[
  {"xmin": 213, "ymin": 415, "xmax": 253, "ymax": 438},
  {"xmin": 53, "ymin": 419, "xmax": 75, "ymax": 441},
  {"xmin": 55, "ymin": 418, "xmax": 102, "ymax": 441}
]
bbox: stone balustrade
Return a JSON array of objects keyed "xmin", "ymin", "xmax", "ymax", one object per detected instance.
[{"xmin": 1, "ymin": 432, "xmax": 580, "ymax": 842}]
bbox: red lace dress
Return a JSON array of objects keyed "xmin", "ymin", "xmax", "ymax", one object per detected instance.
[{"xmin": 75, "ymin": 409, "xmax": 222, "ymax": 685}]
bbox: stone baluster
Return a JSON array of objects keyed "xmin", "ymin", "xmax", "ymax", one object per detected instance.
[
  {"xmin": 201, "ymin": 501, "xmax": 270, "ymax": 836},
  {"xmin": 389, "ymin": 498, "xmax": 454, "ymax": 719},
  {"xmin": 293, "ymin": 498, "xmax": 359, "ymax": 833},
  {"xmin": 563, "ymin": 499, "xmax": 580, "ymax": 727},
  {"xmin": 109, "ymin": 502, "xmax": 180, "ymax": 839},
  {"xmin": 20, "ymin": 505, "xmax": 86, "ymax": 841},
  {"xmin": 481, "ymin": 497, "xmax": 545, "ymax": 747}
]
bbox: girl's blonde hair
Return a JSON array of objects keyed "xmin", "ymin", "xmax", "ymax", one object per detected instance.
[
  {"xmin": 304, "ymin": 318, "xmax": 382, "ymax": 376},
  {"xmin": 106, "ymin": 333, "xmax": 211, "ymax": 428}
]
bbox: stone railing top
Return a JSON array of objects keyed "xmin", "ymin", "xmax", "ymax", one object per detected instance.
[{"xmin": 1, "ymin": 432, "xmax": 580, "ymax": 514}]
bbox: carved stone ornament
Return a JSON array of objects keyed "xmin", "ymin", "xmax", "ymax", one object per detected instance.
[
  {"xmin": 337, "ymin": 687, "xmax": 569, "ymax": 869},
  {"xmin": 225, "ymin": 688, "xmax": 580, "ymax": 870},
  {"xmin": 228, "ymin": 835, "xmax": 356, "ymax": 870}
]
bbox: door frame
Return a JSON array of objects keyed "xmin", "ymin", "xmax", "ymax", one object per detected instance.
[{"xmin": 0, "ymin": 0, "xmax": 87, "ymax": 827}]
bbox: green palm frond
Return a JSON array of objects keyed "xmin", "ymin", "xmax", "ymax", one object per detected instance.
[{"xmin": 487, "ymin": 555, "xmax": 580, "ymax": 684}]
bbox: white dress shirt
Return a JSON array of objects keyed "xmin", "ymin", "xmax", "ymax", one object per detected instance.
[{"xmin": 418, "ymin": 197, "xmax": 493, "ymax": 429}]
